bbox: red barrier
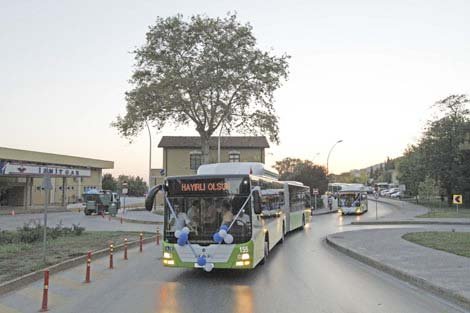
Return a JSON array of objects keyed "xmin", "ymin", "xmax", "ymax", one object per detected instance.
[
  {"xmin": 40, "ymin": 270, "xmax": 49, "ymax": 312},
  {"xmin": 109, "ymin": 244, "xmax": 114, "ymax": 269},
  {"xmin": 139, "ymin": 233, "xmax": 143, "ymax": 253},
  {"xmin": 85, "ymin": 251, "xmax": 91, "ymax": 283},
  {"xmin": 124, "ymin": 238, "xmax": 128, "ymax": 260}
]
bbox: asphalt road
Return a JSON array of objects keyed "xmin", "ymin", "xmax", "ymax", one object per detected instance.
[{"xmin": 1, "ymin": 201, "xmax": 467, "ymax": 313}]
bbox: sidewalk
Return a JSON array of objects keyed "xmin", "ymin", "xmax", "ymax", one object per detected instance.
[
  {"xmin": 359, "ymin": 197, "xmax": 470, "ymax": 225},
  {"xmin": 311, "ymin": 207, "xmax": 338, "ymax": 216},
  {"xmin": 115, "ymin": 210, "xmax": 163, "ymax": 224},
  {"xmin": 327, "ymin": 227, "xmax": 470, "ymax": 310}
]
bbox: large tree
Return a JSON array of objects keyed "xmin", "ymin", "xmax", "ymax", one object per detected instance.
[
  {"xmin": 274, "ymin": 158, "xmax": 329, "ymax": 194},
  {"xmin": 114, "ymin": 14, "xmax": 290, "ymax": 163},
  {"xmin": 419, "ymin": 95, "xmax": 470, "ymax": 204}
]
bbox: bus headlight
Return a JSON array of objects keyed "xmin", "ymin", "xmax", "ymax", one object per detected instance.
[
  {"xmin": 241, "ymin": 253, "xmax": 250, "ymax": 260},
  {"xmin": 163, "ymin": 252, "xmax": 172, "ymax": 259}
]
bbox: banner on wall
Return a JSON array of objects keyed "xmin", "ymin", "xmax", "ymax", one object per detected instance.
[{"xmin": 0, "ymin": 162, "xmax": 91, "ymax": 177}]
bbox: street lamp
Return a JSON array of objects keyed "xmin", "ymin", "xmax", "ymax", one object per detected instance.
[
  {"xmin": 326, "ymin": 140, "xmax": 343, "ymax": 174},
  {"xmin": 144, "ymin": 121, "xmax": 152, "ymax": 189}
]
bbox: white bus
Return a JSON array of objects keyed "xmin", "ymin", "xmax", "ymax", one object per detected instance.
[{"xmin": 145, "ymin": 162, "xmax": 311, "ymax": 271}]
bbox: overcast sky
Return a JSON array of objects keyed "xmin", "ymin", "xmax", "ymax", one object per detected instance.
[{"xmin": 1, "ymin": 0, "xmax": 469, "ymax": 180}]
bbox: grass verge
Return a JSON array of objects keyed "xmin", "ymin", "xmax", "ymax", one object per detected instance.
[
  {"xmin": 403, "ymin": 231, "xmax": 470, "ymax": 258},
  {"xmin": 0, "ymin": 231, "xmax": 152, "ymax": 282},
  {"xmin": 417, "ymin": 208, "xmax": 470, "ymax": 218}
]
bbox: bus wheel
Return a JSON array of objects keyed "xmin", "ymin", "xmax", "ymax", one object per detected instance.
[
  {"xmin": 84, "ymin": 210, "xmax": 91, "ymax": 216},
  {"xmin": 260, "ymin": 240, "xmax": 269, "ymax": 265}
]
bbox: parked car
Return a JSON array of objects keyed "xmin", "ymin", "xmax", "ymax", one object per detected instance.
[
  {"xmin": 390, "ymin": 191, "xmax": 403, "ymax": 199},
  {"xmin": 383, "ymin": 188, "xmax": 400, "ymax": 197}
]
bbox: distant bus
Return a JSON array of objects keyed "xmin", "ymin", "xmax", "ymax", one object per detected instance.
[{"xmin": 145, "ymin": 162, "xmax": 311, "ymax": 271}]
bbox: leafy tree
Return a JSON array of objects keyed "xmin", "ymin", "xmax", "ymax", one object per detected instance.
[
  {"xmin": 273, "ymin": 158, "xmax": 302, "ymax": 177},
  {"xmin": 397, "ymin": 145, "xmax": 426, "ymax": 197},
  {"xmin": 117, "ymin": 175, "xmax": 148, "ymax": 197},
  {"xmin": 275, "ymin": 158, "xmax": 328, "ymax": 194},
  {"xmin": 419, "ymin": 95, "xmax": 470, "ymax": 204},
  {"xmin": 114, "ymin": 14, "xmax": 290, "ymax": 163},
  {"xmin": 102, "ymin": 173, "xmax": 117, "ymax": 192}
]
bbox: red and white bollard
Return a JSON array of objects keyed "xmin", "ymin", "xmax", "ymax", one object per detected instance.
[
  {"xmin": 124, "ymin": 238, "xmax": 128, "ymax": 260},
  {"xmin": 139, "ymin": 233, "xmax": 143, "ymax": 253},
  {"xmin": 109, "ymin": 244, "xmax": 114, "ymax": 269},
  {"xmin": 40, "ymin": 270, "xmax": 49, "ymax": 312},
  {"xmin": 85, "ymin": 251, "xmax": 92, "ymax": 283}
]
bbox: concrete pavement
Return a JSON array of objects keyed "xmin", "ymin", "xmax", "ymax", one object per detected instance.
[{"xmin": 327, "ymin": 227, "xmax": 470, "ymax": 310}]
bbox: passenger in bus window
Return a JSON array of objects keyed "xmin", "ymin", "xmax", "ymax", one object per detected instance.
[{"xmin": 221, "ymin": 200, "xmax": 234, "ymax": 227}]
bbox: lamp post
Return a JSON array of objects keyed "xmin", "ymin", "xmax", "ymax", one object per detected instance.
[
  {"xmin": 326, "ymin": 140, "xmax": 343, "ymax": 174},
  {"xmin": 144, "ymin": 121, "xmax": 152, "ymax": 189},
  {"xmin": 217, "ymin": 121, "xmax": 225, "ymax": 163}
]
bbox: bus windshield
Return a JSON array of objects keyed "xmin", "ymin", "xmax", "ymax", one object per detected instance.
[{"xmin": 164, "ymin": 176, "xmax": 252, "ymax": 244}]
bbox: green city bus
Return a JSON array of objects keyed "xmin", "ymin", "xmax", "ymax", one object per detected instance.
[{"xmin": 145, "ymin": 163, "xmax": 311, "ymax": 271}]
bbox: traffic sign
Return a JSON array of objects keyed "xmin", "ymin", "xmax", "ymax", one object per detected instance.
[
  {"xmin": 122, "ymin": 188, "xmax": 128, "ymax": 195},
  {"xmin": 41, "ymin": 176, "xmax": 53, "ymax": 190},
  {"xmin": 453, "ymin": 194, "xmax": 463, "ymax": 205}
]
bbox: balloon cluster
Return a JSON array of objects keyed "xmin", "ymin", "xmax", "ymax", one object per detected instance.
[
  {"xmin": 212, "ymin": 225, "xmax": 234, "ymax": 244},
  {"xmin": 175, "ymin": 227, "xmax": 190, "ymax": 246},
  {"xmin": 197, "ymin": 255, "xmax": 215, "ymax": 272}
]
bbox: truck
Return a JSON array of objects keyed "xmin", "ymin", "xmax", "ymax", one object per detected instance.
[{"xmin": 82, "ymin": 190, "xmax": 120, "ymax": 216}]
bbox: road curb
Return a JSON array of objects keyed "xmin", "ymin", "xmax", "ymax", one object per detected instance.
[
  {"xmin": 351, "ymin": 221, "xmax": 470, "ymax": 226},
  {"xmin": 312, "ymin": 210, "xmax": 338, "ymax": 216},
  {"xmin": 325, "ymin": 235, "xmax": 470, "ymax": 311},
  {"xmin": 111, "ymin": 215, "xmax": 163, "ymax": 225},
  {"xmin": 0, "ymin": 236, "xmax": 158, "ymax": 296}
]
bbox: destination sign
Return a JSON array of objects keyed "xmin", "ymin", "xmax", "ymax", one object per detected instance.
[
  {"xmin": 167, "ymin": 177, "xmax": 250, "ymax": 195},
  {"xmin": 181, "ymin": 182, "xmax": 230, "ymax": 192}
]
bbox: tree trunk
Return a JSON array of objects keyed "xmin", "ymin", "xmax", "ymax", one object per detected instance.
[{"xmin": 200, "ymin": 134, "xmax": 211, "ymax": 165}]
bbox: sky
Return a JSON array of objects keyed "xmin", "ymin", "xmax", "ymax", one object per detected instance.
[{"xmin": 1, "ymin": 0, "xmax": 469, "ymax": 181}]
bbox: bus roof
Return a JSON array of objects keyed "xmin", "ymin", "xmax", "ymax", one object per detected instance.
[{"xmin": 197, "ymin": 162, "xmax": 278, "ymax": 179}]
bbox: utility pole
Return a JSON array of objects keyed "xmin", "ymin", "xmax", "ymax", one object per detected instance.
[{"xmin": 42, "ymin": 175, "xmax": 53, "ymax": 264}]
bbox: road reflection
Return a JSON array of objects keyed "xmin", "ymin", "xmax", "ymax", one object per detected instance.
[
  {"xmin": 156, "ymin": 279, "xmax": 254, "ymax": 313},
  {"xmin": 157, "ymin": 282, "xmax": 181, "ymax": 313},
  {"xmin": 232, "ymin": 285, "xmax": 254, "ymax": 313}
]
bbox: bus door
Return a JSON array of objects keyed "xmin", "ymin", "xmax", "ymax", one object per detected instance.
[{"xmin": 283, "ymin": 183, "xmax": 291, "ymax": 232}]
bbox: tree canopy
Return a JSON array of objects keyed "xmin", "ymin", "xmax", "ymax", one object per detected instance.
[
  {"xmin": 274, "ymin": 158, "xmax": 329, "ymax": 194},
  {"xmin": 114, "ymin": 13, "xmax": 290, "ymax": 163},
  {"xmin": 397, "ymin": 94, "xmax": 470, "ymax": 204}
]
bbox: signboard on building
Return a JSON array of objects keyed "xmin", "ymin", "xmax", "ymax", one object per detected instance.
[{"xmin": 0, "ymin": 162, "xmax": 91, "ymax": 177}]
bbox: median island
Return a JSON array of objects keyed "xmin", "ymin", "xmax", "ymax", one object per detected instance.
[
  {"xmin": 0, "ymin": 223, "xmax": 152, "ymax": 282},
  {"xmin": 403, "ymin": 231, "xmax": 470, "ymax": 258}
]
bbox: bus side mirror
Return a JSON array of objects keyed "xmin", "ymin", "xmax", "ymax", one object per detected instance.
[
  {"xmin": 253, "ymin": 191, "xmax": 262, "ymax": 215},
  {"xmin": 145, "ymin": 184, "xmax": 163, "ymax": 211}
]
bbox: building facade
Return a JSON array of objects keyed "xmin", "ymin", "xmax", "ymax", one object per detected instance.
[
  {"xmin": 157, "ymin": 136, "xmax": 270, "ymax": 177},
  {"xmin": 0, "ymin": 147, "xmax": 113, "ymax": 208}
]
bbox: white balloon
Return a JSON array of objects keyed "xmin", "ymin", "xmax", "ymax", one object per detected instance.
[
  {"xmin": 182, "ymin": 227, "xmax": 190, "ymax": 234},
  {"xmin": 224, "ymin": 234, "xmax": 234, "ymax": 244},
  {"xmin": 204, "ymin": 263, "xmax": 214, "ymax": 272},
  {"xmin": 218, "ymin": 229, "xmax": 227, "ymax": 238},
  {"xmin": 174, "ymin": 230, "xmax": 181, "ymax": 238}
]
